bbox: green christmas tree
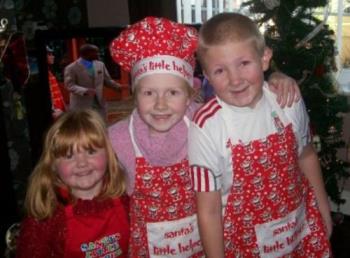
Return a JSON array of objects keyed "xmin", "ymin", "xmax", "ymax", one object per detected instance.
[{"xmin": 242, "ymin": 0, "xmax": 350, "ymax": 207}]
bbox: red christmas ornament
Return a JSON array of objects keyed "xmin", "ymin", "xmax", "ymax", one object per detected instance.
[{"xmin": 314, "ymin": 64, "xmax": 326, "ymax": 77}]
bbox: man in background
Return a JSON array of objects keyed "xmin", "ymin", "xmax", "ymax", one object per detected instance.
[{"xmin": 64, "ymin": 44, "xmax": 121, "ymax": 119}]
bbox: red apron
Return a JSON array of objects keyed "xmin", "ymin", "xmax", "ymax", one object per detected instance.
[
  {"xmin": 128, "ymin": 116, "xmax": 203, "ymax": 258},
  {"xmin": 223, "ymin": 113, "xmax": 331, "ymax": 257},
  {"xmin": 64, "ymin": 198, "xmax": 129, "ymax": 258}
]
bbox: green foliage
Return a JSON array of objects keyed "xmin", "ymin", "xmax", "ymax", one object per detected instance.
[{"xmin": 245, "ymin": 0, "xmax": 350, "ymax": 205}]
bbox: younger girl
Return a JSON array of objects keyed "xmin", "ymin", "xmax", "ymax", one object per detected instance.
[{"xmin": 16, "ymin": 109, "xmax": 129, "ymax": 258}]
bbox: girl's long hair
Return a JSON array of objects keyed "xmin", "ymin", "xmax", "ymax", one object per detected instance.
[{"xmin": 25, "ymin": 109, "xmax": 126, "ymax": 220}]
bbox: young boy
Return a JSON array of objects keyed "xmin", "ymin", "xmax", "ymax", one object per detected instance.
[{"xmin": 189, "ymin": 13, "xmax": 332, "ymax": 258}]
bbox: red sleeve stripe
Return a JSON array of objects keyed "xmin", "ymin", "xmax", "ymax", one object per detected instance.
[
  {"xmin": 193, "ymin": 99, "xmax": 221, "ymax": 128},
  {"xmin": 198, "ymin": 105, "xmax": 222, "ymax": 128},
  {"xmin": 190, "ymin": 166, "xmax": 216, "ymax": 192},
  {"xmin": 193, "ymin": 98, "xmax": 218, "ymax": 123},
  {"xmin": 196, "ymin": 167, "xmax": 201, "ymax": 190}
]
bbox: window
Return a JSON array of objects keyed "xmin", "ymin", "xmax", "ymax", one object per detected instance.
[
  {"xmin": 317, "ymin": 0, "xmax": 350, "ymax": 93},
  {"xmin": 176, "ymin": 0, "xmax": 245, "ymax": 24}
]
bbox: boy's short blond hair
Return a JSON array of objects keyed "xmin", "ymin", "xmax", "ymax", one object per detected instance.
[{"xmin": 197, "ymin": 13, "xmax": 266, "ymax": 63}]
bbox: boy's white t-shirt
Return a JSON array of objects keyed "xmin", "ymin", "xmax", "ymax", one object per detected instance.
[{"xmin": 188, "ymin": 84, "xmax": 311, "ymax": 207}]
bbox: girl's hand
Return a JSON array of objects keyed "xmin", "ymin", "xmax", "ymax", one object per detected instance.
[{"xmin": 267, "ymin": 72, "xmax": 301, "ymax": 108}]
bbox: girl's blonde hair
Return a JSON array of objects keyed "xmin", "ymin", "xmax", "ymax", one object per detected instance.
[{"xmin": 25, "ymin": 109, "xmax": 126, "ymax": 220}]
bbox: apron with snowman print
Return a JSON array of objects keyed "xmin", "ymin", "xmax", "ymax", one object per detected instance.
[
  {"xmin": 223, "ymin": 111, "xmax": 332, "ymax": 258},
  {"xmin": 128, "ymin": 115, "xmax": 203, "ymax": 258}
]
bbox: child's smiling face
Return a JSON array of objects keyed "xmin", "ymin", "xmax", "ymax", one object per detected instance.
[
  {"xmin": 135, "ymin": 73, "xmax": 191, "ymax": 134},
  {"xmin": 202, "ymin": 40, "xmax": 271, "ymax": 108},
  {"xmin": 55, "ymin": 145, "xmax": 107, "ymax": 200}
]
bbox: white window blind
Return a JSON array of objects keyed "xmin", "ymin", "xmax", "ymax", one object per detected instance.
[{"xmin": 176, "ymin": 0, "xmax": 244, "ymax": 24}]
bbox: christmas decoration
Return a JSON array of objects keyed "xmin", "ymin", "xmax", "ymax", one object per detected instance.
[
  {"xmin": 294, "ymin": 4, "xmax": 330, "ymax": 49},
  {"xmin": 262, "ymin": 0, "xmax": 280, "ymax": 10},
  {"xmin": 0, "ymin": 18, "xmax": 8, "ymax": 33},
  {"xmin": 243, "ymin": 0, "xmax": 350, "ymax": 206},
  {"xmin": 312, "ymin": 134, "xmax": 321, "ymax": 152},
  {"xmin": 314, "ymin": 64, "xmax": 326, "ymax": 77}
]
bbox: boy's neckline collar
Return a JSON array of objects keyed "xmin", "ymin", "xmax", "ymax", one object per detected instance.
[{"xmin": 217, "ymin": 93, "xmax": 265, "ymax": 113}]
